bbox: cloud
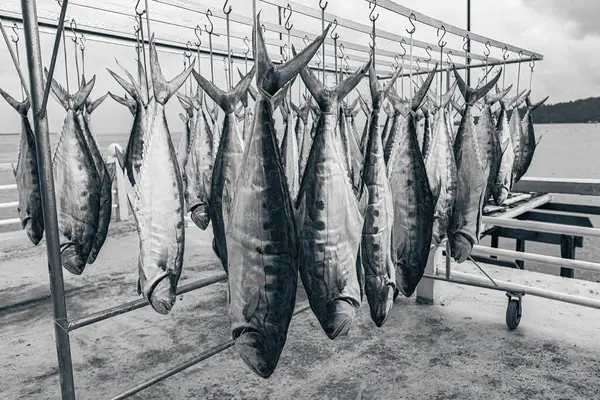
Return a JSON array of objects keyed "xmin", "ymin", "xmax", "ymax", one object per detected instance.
[{"xmin": 523, "ymin": 0, "xmax": 600, "ymax": 38}]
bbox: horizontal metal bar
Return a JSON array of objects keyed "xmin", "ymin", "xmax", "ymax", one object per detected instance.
[
  {"xmin": 472, "ymin": 245, "xmax": 600, "ymax": 274},
  {"xmin": 431, "ymin": 268, "xmax": 600, "ymax": 309},
  {"xmin": 481, "ymin": 215, "xmax": 600, "ymax": 238},
  {"xmin": 261, "ymin": 0, "xmax": 497, "ymax": 63},
  {"xmin": 367, "ymin": 0, "xmax": 543, "ymax": 60},
  {"xmin": 108, "ymin": 303, "xmax": 311, "ymax": 400},
  {"xmin": 0, "ymin": 218, "xmax": 20, "ymax": 226},
  {"xmin": 539, "ymin": 202, "xmax": 600, "ymax": 216},
  {"xmin": 67, "ymin": 273, "xmax": 227, "ymax": 331},
  {"xmin": 0, "ymin": 201, "xmax": 18, "ymax": 209},
  {"xmin": 0, "ymin": 184, "xmax": 17, "ymax": 190},
  {"xmin": 513, "ymin": 177, "xmax": 600, "ymax": 196}
]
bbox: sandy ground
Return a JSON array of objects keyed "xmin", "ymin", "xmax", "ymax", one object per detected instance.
[{"xmin": 1, "ymin": 221, "xmax": 600, "ymax": 400}]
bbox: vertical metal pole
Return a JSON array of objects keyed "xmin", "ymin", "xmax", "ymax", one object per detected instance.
[
  {"xmin": 466, "ymin": 0, "xmax": 471, "ymax": 86},
  {"xmin": 20, "ymin": 1, "xmax": 76, "ymax": 399}
]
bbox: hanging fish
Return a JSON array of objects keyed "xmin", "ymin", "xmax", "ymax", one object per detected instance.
[
  {"xmin": 226, "ymin": 14, "xmax": 329, "ymax": 379},
  {"xmin": 280, "ymin": 96, "xmax": 300, "ymax": 200},
  {"xmin": 515, "ymin": 94, "xmax": 549, "ymax": 183},
  {"xmin": 509, "ymin": 90, "xmax": 531, "ymax": 184},
  {"xmin": 176, "ymin": 94, "xmax": 194, "ymax": 174},
  {"xmin": 74, "ymin": 76, "xmax": 112, "ymax": 264},
  {"xmin": 448, "ymin": 67, "xmax": 502, "ymax": 263},
  {"xmin": 47, "ymin": 74, "xmax": 101, "ymax": 275},
  {"xmin": 357, "ymin": 93, "xmax": 372, "ymax": 156},
  {"xmin": 492, "ymin": 89, "xmax": 525, "ymax": 205},
  {"xmin": 386, "ymin": 66, "xmax": 437, "ymax": 298},
  {"xmin": 107, "ymin": 60, "xmax": 151, "ymax": 186},
  {"xmin": 481, "ymin": 86, "xmax": 513, "ymax": 204},
  {"xmin": 299, "ymin": 97, "xmax": 319, "ymax": 180},
  {"xmin": 0, "ymin": 88, "xmax": 44, "ymax": 245},
  {"xmin": 290, "ymin": 99, "xmax": 310, "ymax": 173},
  {"xmin": 178, "ymin": 88, "xmax": 214, "ymax": 230},
  {"xmin": 381, "ymin": 101, "xmax": 394, "ymax": 148},
  {"xmin": 359, "ymin": 65, "xmax": 401, "ymax": 327},
  {"xmin": 193, "ymin": 66, "xmax": 256, "ymax": 274},
  {"xmin": 424, "ymin": 81, "xmax": 458, "ymax": 246},
  {"xmin": 295, "ymin": 46, "xmax": 370, "ymax": 339},
  {"xmin": 238, "ymin": 69, "xmax": 256, "ymax": 143},
  {"xmin": 117, "ymin": 40, "xmax": 193, "ymax": 314}
]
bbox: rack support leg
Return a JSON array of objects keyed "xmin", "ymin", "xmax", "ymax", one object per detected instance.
[
  {"xmin": 417, "ymin": 242, "xmax": 446, "ymax": 305},
  {"xmin": 21, "ymin": 0, "xmax": 76, "ymax": 398}
]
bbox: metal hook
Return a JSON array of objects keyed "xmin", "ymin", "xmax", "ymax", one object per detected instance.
[
  {"xmin": 502, "ymin": 46, "xmax": 509, "ymax": 61},
  {"xmin": 369, "ymin": 0, "xmax": 379, "ymax": 22},
  {"xmin": 484, "ymin": 41, "xmax": 491, "ymax": 58},
  {"xmin": 282, "ymin": 44, "xmax": 289, "ymax": 61},
  {"xmin": 284, "ymin": 3, "xmax": 294, "ymax": 31},
  {"xmin": 79, "ymin": 33, "xmax": 86, "ymax": 51},
  {"xmin": 135, "ymin": 0, "xmax": 146, "ymax": 16},
  {"xmin": 338, "ymin": 43, "xmax": 345, "ymax": 59},
  {"xmin": 223, "ymin": 57, "xmax": 229, "ymax": 72},
  {"xmin": 194, "ymin": 25, "xmax": 202, "ymax": 47},
  {"xmin": 344, "ymin": 55, "xmax": 350, "ymax": 71},
  {"xmin": 69, "ymin": 19, "xmax": 78, "ymax": 43},
  {"xmin": 205, "ymin": 9, "xmax": 214, "ymax": 34},
  {"xmin": 518, "ymin": 50, "xmax": 524, "ymax": 62},
  {"xmin": 223, "ymin": 0, "xmax": 232, "ymax": 14},
  {"xmin": 243, "ymin": 36, "xmax": 250, "ymax": 55},
  {"xmin": 425, "ymin": 46, "xmax": 432, "ymax": 63},
  {"xmin": 10, "ymin": 23, "xmax": 19, "ymax": 43},
  {"xmin": 330, "ymin": 19, "xmax": 339, "ymax": 40},
  {"xmin": 394, "ymin": 54, "xmax": 401, "ymax": 68},
  {"xmin": 415, "ymin": 59, "xmax": 420, "ymax": 72},
  {"xmin": 446, "ymin": 50, "xmax": 453, "ymax": 64},
  {"xmin": 185, "ymin": 41, "xmax": 193, "ymax": 58},
  {"xmin": 261, "ymin": 24, "xmax": 266, "ymax": 33},
  {"xmin": 462, "ymin": 34, "xmax": 469, "ymax": 52},
  {"xmin": 303, "ymin": 35, "xmax": 309, "ymax": 46},
  {"xmin": 399, "ymin": 38, "xmax": 407, "ymax": 57},
  {"xmin": 134, "ymin": 24, "xmax": 141, "ymax": 35},
  {"xmin": 529, "ymin": 58, "xmax": 535, "ymax": 71},
  {"xmin": 406, "ymin": 13, "xmax": 416, "ymax": 35},
  {"xmin": 437, "ymin": 25, "xmax": 447, "ymax": 48},
  {"xmin": 319, "ymin": 0, "xmax": 328, "ymax": 10}
]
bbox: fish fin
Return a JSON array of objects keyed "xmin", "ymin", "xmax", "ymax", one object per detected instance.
[
  {"xmin": 11, "ymin": 162, "xmax": 17, "ymax": 178},
  {"xmin": 202, "ymin": 172, "xmax": 212, "ymax": 201},
  {"xmin": 254, "ymin": 10, "xmax": 329, "ymax": 94},
  {"xmin": 336, "ymin": 61, "xmax": 371, "ymax": 102},
  {"xmin": 149, "ymin": 37, "xmax": 195, "ymax": 104},
  {"xmin": 179, "ymin": 113, "xmax": 188, "ymax": 124},
  {"xmin": 43, "ymin": 68, "xmax": 69, "ymax": 110},
  {"xmin": 114, "ymin": 146, "xmax": 126, "ymax": 172},
  {"xmin": 0, "ymin": 86, "xmax": 30, "ymax": 115},
  {"xmin": 242, "ymin": 286, "xmax": 260, "ymax": 322},
  {"xmin": 106, "ymin": 68, "xmax": 138, "ymax": 101},
  {"xmin": 370, "ymin": 64, "xmax": 402, "ymax": 109},
  {"xmin": 192, "ymin": 69, "xmax": 229, "ymax": 111},
  {"xmin": 535, "ymin": 134, "xmax": 543, "ymax": 147},
  {"xmin": 530, "ymin": 95, "xmax": 549, "ymax": 111},
  {"xmin": 410, "ymin": 64, "xmax": 438, "ymax": 112},
  {"xmin": 176, "ymin": 93, "xmax": 194, "ymax": 117},
  {"xmin": 453, "ymin": 65, "xmax": 502, "ymax": 106},
  {"xmin": 87, "ymin": 92, "xmax": 108, "ymax": 114},
  {"xmin": 45, "ymin": 69, "xmax": 95, "ymax": 112},
  {"xmin": 108, "ymin": 91, "xmax": 137, "ymax": 115},
  {"xmin": 485, "ymin": 84, "xmax": 512, "ymax": 105},
  {"xmin": 290, "ymin": 101, "xmax": 301, "ymax": 116},
  {"xmin": 441, "ymin": 81, "xmax": 458, "ymax": 107},
  {"xmin": 450, "ymin": 99, "xmax": 465, "ymax": 115},
  {"xmin": 349, "ymin": 97, "xmax": 360, "ymax": 114},
  {"xmin": 231, "ymin": 65, "xmax": 256, "ymax": 109}
]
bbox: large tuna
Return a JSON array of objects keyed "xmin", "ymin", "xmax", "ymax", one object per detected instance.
[
  {"xmin": 192, "ymin": 66, "xmax": 255, "ymax": 273},
  {"xmin": 448, "ymin": 67, "xmax": 502, "ymax": 263},
  {"xmin": 225, "ymin": 13, "xmax": 330, "ymax": 378},
  {"xmin": 178, "ymin": 88, "xmax": 214, "ymax": 229},
  {"xmin": 515, "ymin": 94, "xmax": 549, "ymax": 183},
  {"xmin": 119, "ymin": 40, "xmax": 193, "ymax": 314},
  {"xmin": 1, "ymin": 88, "xmax": 44, "ymax": 244},
  {"xmin": 107, "ymin": 60, "xmax": 151, "ymax": 186},
  {"xmin": 295, "ymin": 47, "xmax": 369, "ymax": 339},
  {"xmin": 48, "ymin": 76, "xmax": 101, "ymax": 275},
  {"xmin": 359, "ymin": 65, "xmax": 400, "ymax": 327},
  {"xmin": 424, "ymin": 81, "xmax": 458, "ymax": 246},
  {"xmin": 386, "ymin": 67, "xmax": 437, "ymax": 298},
  {"xmin": 509, "ymin": 90, "xmax": 531, "ymax": 184}
]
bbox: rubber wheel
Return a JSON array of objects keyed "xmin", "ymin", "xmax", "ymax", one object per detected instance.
[{"xmin": 506, "ymin": 299, "xmax": 521, "ymax": 330}]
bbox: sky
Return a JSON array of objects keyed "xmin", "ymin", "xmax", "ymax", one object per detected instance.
[{"xmin": 0, "ymin": 0, "xmax": 599, "ymax": 135}]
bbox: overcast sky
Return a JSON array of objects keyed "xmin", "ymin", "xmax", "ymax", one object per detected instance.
[{"xmin": 0, "ymin": 0, "xmax": 598, "ymax": 134}]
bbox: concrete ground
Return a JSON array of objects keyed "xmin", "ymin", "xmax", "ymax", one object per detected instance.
[{"xmin": 1, "ymin": 221, "xmax": 600, "ymax": 400}]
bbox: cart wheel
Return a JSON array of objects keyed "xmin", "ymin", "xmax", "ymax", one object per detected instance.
[{"xmin": 506, "ymin": 299, "xmax": 521, "ymax": 330}]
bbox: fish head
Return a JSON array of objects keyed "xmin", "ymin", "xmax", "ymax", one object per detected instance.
[
  {"xmin": 61, "ymin": 244, "xmax": 87, "ymax": 275},
  {"xmin": 17, "ymin": 197, "xmax": 44, "ymax": 245},
  {"xmin": 190, "ymin": 203, "xmax": 210, "ymax": 230}
]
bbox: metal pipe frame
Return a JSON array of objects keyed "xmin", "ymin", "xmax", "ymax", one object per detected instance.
[
  {"xmin": 481, "ymin": 216, "xmax": 600, "ymax": 238},
  {"xmin": 367, "ymin": 0, "xmax": 543, "ymax": 60},
  {"xmin": 108, "ymin": 303, "xmax": 311, "ymax": 400},
  {"xmin": 19, "ymin": 0, "xmax": 76, "ymax": 398},
  {"xmin": 67, "ymin": 274, "xmax": 227, "ymax": 331}
]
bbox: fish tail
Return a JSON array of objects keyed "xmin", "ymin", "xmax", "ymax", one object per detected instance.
[
  {"xmin": 149, "ymin": 36, "xmax": 195, "ymax": 105},
  {"xmin": 410, "ymin": 64, "xmax": 438, "ymax": 111},
  {"xmin": 0, "ymin": 86, "xmax": 30, "ymax": 115},
  {"xmin": 86, "ymin": 92, "xmax": 108, "ymax": 114},
  {"xmin": 530, "ymin": 95, "xmax": 549, "ymax": 111},
  {"xmin": 45, "ymin": 68, "xmax": 96, "ymax": 112},
  {"xmin": 453, "ymin": 65, "xmax": 502, "ymax": 106},
  {"xmin": 485, "ymin": 84, "xmax": 512, "ymax": 106}
]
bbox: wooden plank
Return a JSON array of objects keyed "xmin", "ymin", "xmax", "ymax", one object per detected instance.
[
  {"xmin": 367, "ymin": 0, "xmax": 543, "ymax": 60},
  {"xmin": 512, "ymin": 177, "xmax": 600, "ymax": 196}
]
